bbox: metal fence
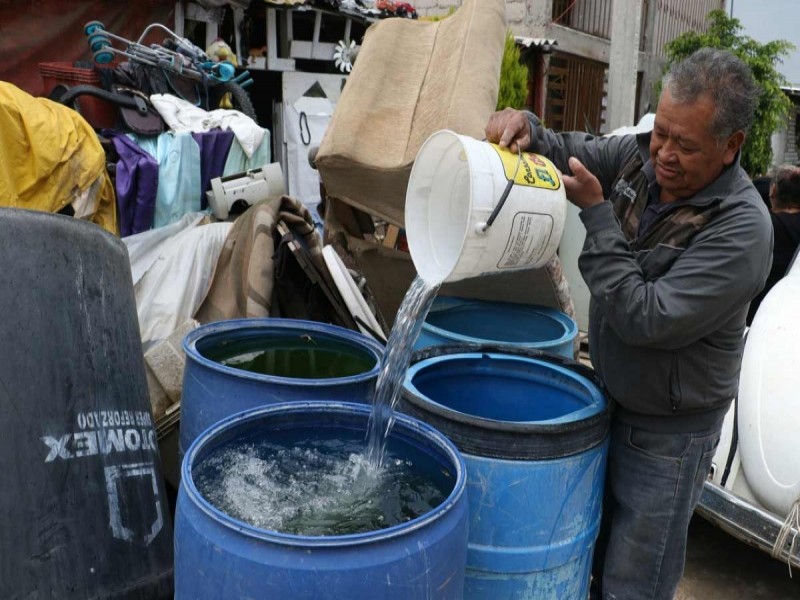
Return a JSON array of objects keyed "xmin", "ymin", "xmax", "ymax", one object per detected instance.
[
  {"xmin": 551, "ymin": 0, "xmax": 612, "ymax": 39},
  {"xmin": 551, "ymin": 0, "xmax": 723, "ymax": 53},
  {"xmin": 651, "ymin": 0, "xmax": 724, "ymax": 57}
]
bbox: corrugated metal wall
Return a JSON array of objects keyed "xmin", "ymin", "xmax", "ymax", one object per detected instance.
[
  {"xmin": 651, "ymin": 0, "xmax": 725, "ymax": 58},
  {"xmin": 784, "ymin": 107, "xmax": 799, "ymax": 166},
  {"xmin": 551, "ymin": 0, "xmax": 724, "ymax": 55},
  {"xmin": 551, "ymin": 0, "xmax": 613, "ymax": 39},
  {"xmin": 545, "ymin": 0, "xmax": 726, "ymax": 134}
]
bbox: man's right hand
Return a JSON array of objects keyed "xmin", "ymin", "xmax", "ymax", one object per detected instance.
[{"xmin": 484, "ymin": 108, "xmax": 531, "ymax": 154}]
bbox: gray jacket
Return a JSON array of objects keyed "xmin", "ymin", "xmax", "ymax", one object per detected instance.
[{"xmin": 525, "ymin": 114, "xmax": 773, "ymax": 432}]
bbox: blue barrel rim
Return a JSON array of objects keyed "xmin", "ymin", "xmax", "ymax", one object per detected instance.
[
  {"xmin": 182, "ymin": 318, "xmax": 384, "ymax": 387},
  {"xmin": 181, "ymin": 400, "xmax": 467, "ymax": 548},
  {"xmin": 421, "ymin": 296, "xmax": 578, "ymax": 350},
  {"xmin": 405, "ymin": 351, "xmax": 605, "ymax": 429},
  {"xmin": 400, "ymin": 344, "xmax": 609, "ymax": 460}
]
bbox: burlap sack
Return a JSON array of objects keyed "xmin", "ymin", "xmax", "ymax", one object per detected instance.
[{"xmin": 315, "ymin": 0, "xmax": 507, "ymax": 227}]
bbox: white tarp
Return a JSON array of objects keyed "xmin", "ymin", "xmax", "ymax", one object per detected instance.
[{"xmin": 123, "ymin": 213, "xmax": 233, "ymax": 351}]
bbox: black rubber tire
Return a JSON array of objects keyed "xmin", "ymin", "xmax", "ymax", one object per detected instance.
[
  {"xmin": 57, "ymin": 84, "xmax": 139, "ymax": 111},
  {"xmin": 47, "ymin": 84, "xmax": 74, "ymax": 104},
  {"xmin": 47, "ymin": 84, "xmax": 83, "ymax": 116},
  {"xmin": 210, "ymin": 81, "xmax": 257, "ymax": 122}
]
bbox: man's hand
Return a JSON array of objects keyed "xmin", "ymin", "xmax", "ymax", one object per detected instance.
[
  {"xmin": 485, "ymin": 108, "xmax": 531, "ymax": 154},
  {"xmin": 562, "ymin": 157, "xmax": 604, "ymax": 210}
]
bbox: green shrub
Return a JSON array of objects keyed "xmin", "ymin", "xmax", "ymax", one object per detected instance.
[{"xmin": 496, "ymin": 31, "xmax": 528, "ymax": 111}]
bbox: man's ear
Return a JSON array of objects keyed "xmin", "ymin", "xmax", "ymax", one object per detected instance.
[{"xmin": 723, "ymin": 130, "xmax": 746, "ymax": 166}]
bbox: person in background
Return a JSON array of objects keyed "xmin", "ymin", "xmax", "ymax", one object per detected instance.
[
  {"xmin": 746, "ymin": 164, "xmax": 800, "ymax": 324},
  {"xmin": 751, "ymin": 173, "xmax": 772, "ymax": 208},
  {"xmin": 485, "ymin": 47, "xmax": 772, "ymax": 600}
]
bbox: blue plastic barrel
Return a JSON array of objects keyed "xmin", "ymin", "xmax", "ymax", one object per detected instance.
[
  {"xmin": 414, "ymin": 296, "xmax": 578, "ymax": 358},
  {"xmin": 180, "ymin": 318, "xmax": 384, "ymax": 458},
  {"xmin": 399, "ymin": 345, "xmax": 608, "ymax": 600},
  {"xmin": 175, "ymin": 401, "xmax": 468, "ymax": 599}
]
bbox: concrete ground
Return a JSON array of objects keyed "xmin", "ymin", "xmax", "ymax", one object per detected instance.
[{"xmin": 677, "ymin": 515, "xmax": 800, "ymax": 599}]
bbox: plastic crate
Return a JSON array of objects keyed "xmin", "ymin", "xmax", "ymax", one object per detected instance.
[{"xmin": 39, "ymin": 62, "xmax": 117, "ymax": 129}]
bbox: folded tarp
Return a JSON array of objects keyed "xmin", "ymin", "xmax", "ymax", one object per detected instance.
[{"xmin": 0, "ymin": 82, "xmax": 117, "ymax": 233}]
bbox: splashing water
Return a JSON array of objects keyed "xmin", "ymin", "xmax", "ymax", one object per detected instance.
[
  {"xmin": 193, "ymin": 429, "xmax": 451, "ymax": 536},
  {"xmin": 192, "ymin": 277, "xmax": 450, "ymax": 536},
  {"xmin": 366, "ymin": 276, "xmax": 440, "ymax": 467}
]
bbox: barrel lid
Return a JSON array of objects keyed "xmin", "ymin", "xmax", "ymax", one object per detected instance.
[{"xmin": 421, "ymin": 296, "xmax": 577, "ymax": 351}]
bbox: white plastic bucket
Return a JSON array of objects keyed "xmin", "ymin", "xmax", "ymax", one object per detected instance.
[{"xmin": 405, "ymin": 130, "xmax": 567, "ymax": 284}]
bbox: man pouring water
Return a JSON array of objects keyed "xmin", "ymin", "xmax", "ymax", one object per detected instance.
[{"xmin": 485, "ymin": 47, "xmax": 772, "ymax": 599}]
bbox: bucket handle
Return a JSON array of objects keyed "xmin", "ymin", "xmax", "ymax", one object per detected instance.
[{"xmin": 476, "ymin": 146, "xmax": 523, "ymax": 234}]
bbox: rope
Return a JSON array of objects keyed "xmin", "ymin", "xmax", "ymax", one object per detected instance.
[{"xmin": 772, "ymin": 496, "xmax": 800, "ymax": 578}]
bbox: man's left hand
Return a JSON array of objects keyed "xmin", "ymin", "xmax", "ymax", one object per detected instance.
[{"xmin": 562, "ymin": 157, "xmax": 604, "ymax": 210}]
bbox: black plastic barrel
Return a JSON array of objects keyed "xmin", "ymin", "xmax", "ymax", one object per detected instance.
[{"xmin": 0, "ymin": 209, "xmax": 173, "ymax": 599}]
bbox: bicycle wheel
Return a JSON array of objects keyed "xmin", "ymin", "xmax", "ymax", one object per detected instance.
[{"xmin": 209, "ymin": 81, "xmax": 257, "ymax": 122}]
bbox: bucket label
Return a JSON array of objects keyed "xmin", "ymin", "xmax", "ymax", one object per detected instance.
[
  {"xmin": 489, "ymin": 145, "xmax": 561, "ymax": 190},
  {"xmin": 497, "ymin": 212, "xmax": 555, "ymax": 269}
]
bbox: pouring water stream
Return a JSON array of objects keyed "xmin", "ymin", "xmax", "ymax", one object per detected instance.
[{"xmin": 365, "ymin": 276, "xmax": 440, "ymax": 468}]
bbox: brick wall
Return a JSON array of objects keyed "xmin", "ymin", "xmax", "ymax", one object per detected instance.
[
  {"xmin": 412, "ymin": 0, "xmax": 458, "ymax": 17},
  {"xmin": 415, "ymin": 0, "xmax": 529, "ymax": 30}
]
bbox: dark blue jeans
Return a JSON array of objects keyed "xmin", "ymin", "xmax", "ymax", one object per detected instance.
[{"xmin": 591, "ymin": 420, "xmax": 721, "ymax": 600}]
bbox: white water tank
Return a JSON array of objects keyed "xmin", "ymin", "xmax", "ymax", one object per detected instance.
[{"xmin": 738, "ymin": 256, "xmax": 800, "ymax": 516}]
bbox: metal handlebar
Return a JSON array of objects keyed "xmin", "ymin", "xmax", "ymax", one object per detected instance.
[{"xmin": 83, "ymin": 20, "xmax": 245, "ymax": 84}]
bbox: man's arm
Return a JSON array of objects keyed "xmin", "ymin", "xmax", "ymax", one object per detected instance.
[
  {"xmin": 579, "ymin": 200, "xmax": 773, "ymax": 349},
  {"xmin": 485, "ymin": 108, "xmax": 637, "ymax": 198}
]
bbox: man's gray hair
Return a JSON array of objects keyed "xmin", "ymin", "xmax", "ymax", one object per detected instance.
[{"xmin": 662, "ymin": 47, "xmax": 760, "ymax": 141}]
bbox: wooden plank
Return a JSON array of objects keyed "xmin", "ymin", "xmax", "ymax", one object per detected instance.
[
  {"xmin": 266, "ymin": 8, "xmax": 296, "ymax": 72},
  {"xmin": 383, "ymin": 225, "xmax": 400, "ymax": 249},
  {"xmin": 290, "ymin": 40, "xmax": 338, "ymax": 60}
]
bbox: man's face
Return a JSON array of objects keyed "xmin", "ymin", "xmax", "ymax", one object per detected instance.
[{"xmin": 649, "ymin": 87, "xmax": 742, "ymax": 202}]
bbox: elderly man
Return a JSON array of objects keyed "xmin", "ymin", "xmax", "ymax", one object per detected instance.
[
  {"xmin": 746, "ymin": 164, "xmax": 800, "ymax": 324},
  {"xmin": 486, "ymin": 48, "xmax": 772, "ymax": 599}
]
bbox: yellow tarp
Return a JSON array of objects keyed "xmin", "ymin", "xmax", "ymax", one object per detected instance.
[{"xmin": 0, "ymin": 82, "xmax": 117, "ymax": 234}]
